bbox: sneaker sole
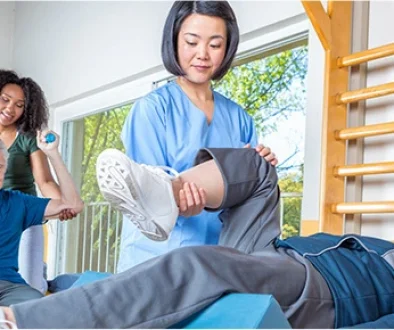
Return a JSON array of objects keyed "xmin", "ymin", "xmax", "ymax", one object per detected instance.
[{"xmin": 97, "ymin": 150, "xmax": 169, "ymax": 241}]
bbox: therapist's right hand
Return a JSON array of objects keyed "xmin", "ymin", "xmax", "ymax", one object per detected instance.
[{"xmin": 178, "ymin": 182, "xmax": 206, "ymax": 217}]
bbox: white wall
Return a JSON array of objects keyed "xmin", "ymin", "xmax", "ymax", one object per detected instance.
[
  {"xmin": 231, "ymin": 1, "xmax": 304, "ymax": 35},
  {"xmin": 12, "ymin": 1, "xmax": 304, "ymax": 106},
  {"xmin": 0, "ymin": 1, "xmax": 15, "ymax": 69},
  {"xmin": 12, "ymin": 1, "xmax": 171, "ymax": 106},
  {"xmin": 301, "ymin": 26, "xmax": 324, "ymax": 221},
  {"xmin": 361, "ymin": 1, "xmax": 394, "ymax": 240}
]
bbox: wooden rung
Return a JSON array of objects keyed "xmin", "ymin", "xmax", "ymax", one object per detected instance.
[
  {"xmin": 334, "ymin": 161, "xmax": 394, "ymax": 176},
  {"xmin": 338, "ymin": 43, "xmax": 394, "ymax": 67},
  {"xmin": 335, "ymin": 122, "xmax": 394, "ymax": 140},
  {"xmin": 337, "ymin": 82, "xmax": 394, "ymax": 104},
  {"xmin": 332, "ymin": 201, "xmax": 394, "ymax": 214}
]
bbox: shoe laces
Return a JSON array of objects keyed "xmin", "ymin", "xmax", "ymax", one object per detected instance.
[{"xmin": 140, "ymin": 164, "xmax": 179, "ymax": 179}]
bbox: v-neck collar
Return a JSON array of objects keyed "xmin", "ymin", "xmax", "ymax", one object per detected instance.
[
  {"xmin": 172, "ymin": 81, "xmax": 217, "ymax": 126},
  {"xmin": 7, "ymin": 131, "xmax": 19, "ymax": 151}
]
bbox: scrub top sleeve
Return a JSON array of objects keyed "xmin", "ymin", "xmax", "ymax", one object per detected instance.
[
  {"xmin": 244, "ymin": 110, "xmax": 259, "ymax": 147},
  {"xmin": 121, "ymin": 96, "xmax": 168, "ymax": 166}
]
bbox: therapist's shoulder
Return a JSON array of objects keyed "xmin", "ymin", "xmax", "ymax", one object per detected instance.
[
  {"xmin": 135, "ymin": 82, "xmax": 177, "ymax": 110},
  {"xmin": 213, "ymin": 90, "xmax": 249, "ymax": 115}
]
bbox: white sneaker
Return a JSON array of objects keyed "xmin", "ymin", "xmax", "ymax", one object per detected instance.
[{"xmin": 96, "ymin": 149, "xmax": 179, "ymax": 241}]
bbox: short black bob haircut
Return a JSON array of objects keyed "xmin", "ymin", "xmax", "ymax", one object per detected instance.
[
  {"xmin": 161, "ymin": 1, "xmax": 239, "ymax": 81},
  {"xmin": 0, "ymin": 69, "xmax": 49, "ymax": 136}
]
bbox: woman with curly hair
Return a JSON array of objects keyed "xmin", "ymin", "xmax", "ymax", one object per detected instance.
[{"xmin": 0, "ymin": 69, "xmax": 75, "ymax": 301}]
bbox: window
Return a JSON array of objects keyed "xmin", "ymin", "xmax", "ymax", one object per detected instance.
[{"xmin": 59, "ymin": 105, "xmax": 132, "ymax": 274}]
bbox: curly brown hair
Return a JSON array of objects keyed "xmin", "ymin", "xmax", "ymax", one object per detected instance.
[{"xmin": 0, "ymin": 69, "xmax": 49, "ymax": 136}]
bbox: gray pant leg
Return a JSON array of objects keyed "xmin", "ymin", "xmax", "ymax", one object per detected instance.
[
  {"xmin": 195, "ymin": 148, "xmax": 280, "ymax": 252},
  {"xmin": 12, "ymin": 245, "xmax": 332, "ymax": 329},
  {"xmin": 18, "ymin": 225, "xmax": 47, "ymax": 294},
  {"xmin": 0, "ymin": 281, "xmax": 43, "ymax": 306},
  {"xmin": 12, "ymin": 148, "xmax": 333, "ymax": 329}
]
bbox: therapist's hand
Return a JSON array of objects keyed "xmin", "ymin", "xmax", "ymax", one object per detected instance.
[
  {"xmin": 178, "ymin": 182, "xmax": 207, "ymax": 217},
  {"xmin": 244, "ymin": 143, "xmax": 278, "ymax": 166}
]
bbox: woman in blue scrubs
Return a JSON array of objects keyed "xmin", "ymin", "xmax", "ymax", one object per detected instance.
[{"xmin": 118, "ymin": 1, "xmax": 278, "ymax": 270}]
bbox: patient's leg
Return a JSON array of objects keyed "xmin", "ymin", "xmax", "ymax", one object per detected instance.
[
  {"xmin": 165, "ymin": 147, "xmax": 280, "ymax": 252},
  {"xmin": 192, "ymin": 148, "xmax": 281, "ymax": 253},
  {"xmin": 171, "ymin": 157, "xmax": 225, "ymax": 209},
  {"xmin": 18, "ymin": 225, "xmax": 48, "ymax": 294},
  {"xmin": 96, "ymin": 148, "xmax": 226, "ymax": 242},
  {"xmin": 97, "ymin": 148, "xmax": 279, "ymax": 251},
  {"xmin": 7, "ymin": 244, "xmax": 333, "ymax": 329}
]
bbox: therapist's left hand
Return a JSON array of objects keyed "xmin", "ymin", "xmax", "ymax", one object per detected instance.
[
  {"xmin": 244, "ymin": 143, "xmax": 278, "ymax": 166},
  {"xmin": 178, "ymin": 182, "xmax": 207, "ymax": 217}
]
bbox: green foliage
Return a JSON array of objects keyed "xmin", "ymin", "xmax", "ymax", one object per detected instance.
[
  {"xmin": 278, "ymin": 167, "xmax": 304, "ymax": 238},
  {"xmin": 81, "ymin": 105, "xmax": 131, "ymax": 203},
  {"xmin": 281, "ymin": 224, "xmax": 299, "ymax": 239},
  {"xmin": 213, "ymin": 46, "xmax": 308, "ymax": 138}
]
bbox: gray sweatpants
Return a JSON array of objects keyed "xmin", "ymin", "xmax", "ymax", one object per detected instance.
[
  {"xmin": 12, "ymin": 148, "xmax": 334, "ymax": 329},
  {"xmin": 0, "ymin": 281, "xmax": 43, "ymax": 306}
]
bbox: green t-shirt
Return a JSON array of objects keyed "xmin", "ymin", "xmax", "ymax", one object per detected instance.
[{"xmin": 3, "ymin": 133, "xmax": 39, "ymax": 196}]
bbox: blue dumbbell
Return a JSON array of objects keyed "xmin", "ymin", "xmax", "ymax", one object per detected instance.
[{"xmin": 45, "ymin": 133, "xmax": 56, "ymax": 143}]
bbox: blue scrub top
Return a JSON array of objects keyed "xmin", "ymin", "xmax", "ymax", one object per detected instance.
[{"xmin": 117, "ymin": 81, "xmax": 258, "ymax": 271}]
